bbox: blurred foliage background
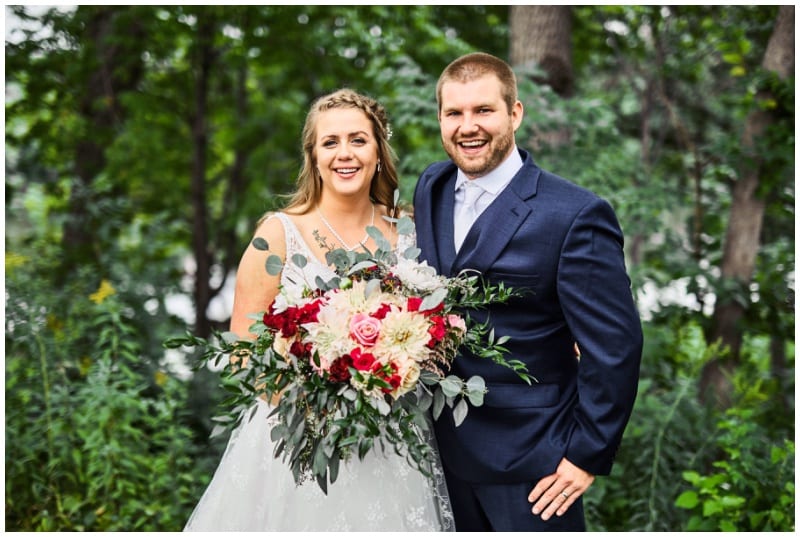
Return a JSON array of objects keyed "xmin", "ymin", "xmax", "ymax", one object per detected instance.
[{"xmin": 5, "ymin": 5, "xmax": 794, "ymax": 531}]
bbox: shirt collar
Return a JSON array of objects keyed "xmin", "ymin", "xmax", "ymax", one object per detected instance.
[{"xmin": 454, "ymin": 146, "xmax": 524, "ymax": 194}]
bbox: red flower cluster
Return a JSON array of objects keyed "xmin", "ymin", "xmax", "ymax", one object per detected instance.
[{"xmin": 263, "ymin": 299, "xmax": 321, "ymax": 338}]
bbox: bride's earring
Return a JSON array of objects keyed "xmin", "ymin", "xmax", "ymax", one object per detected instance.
[{"xmin": 377, "ymin": 160, "xmax": 382, "ymax": 173}]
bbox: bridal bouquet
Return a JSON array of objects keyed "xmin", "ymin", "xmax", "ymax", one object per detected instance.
[{"xmin": 167, "ymin": 213, "xmax": 530, "ymax": 494}]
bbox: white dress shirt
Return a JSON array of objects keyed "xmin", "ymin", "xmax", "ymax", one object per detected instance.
[{"xmin": 453, "ymin": 146, "xmax": 524, "ymax": 250}]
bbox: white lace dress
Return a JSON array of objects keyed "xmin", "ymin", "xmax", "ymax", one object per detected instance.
[{"xmin": 184, "ymin": 212, "xmax": 454, "ymax": 532}]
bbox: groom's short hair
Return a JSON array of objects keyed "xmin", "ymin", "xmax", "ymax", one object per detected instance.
[{"xmin": 436, "ymin": 52, "xmax": 519, "ymax": 114}]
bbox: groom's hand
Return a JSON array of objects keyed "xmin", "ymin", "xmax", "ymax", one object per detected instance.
[{"xmin": 528, "ymin": 458, "xmax": 594, "ymax": 521}]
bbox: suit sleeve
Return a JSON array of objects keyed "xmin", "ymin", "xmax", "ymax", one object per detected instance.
[{"xmin": 557, "ymin": 197, "xmax": 643, "ymax": 476}]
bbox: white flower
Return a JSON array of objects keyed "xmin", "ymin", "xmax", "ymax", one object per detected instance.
[
  {"xmin": 273, "ymin": 285, "xmax": 306, "ymax": 312},
  {"xmin": 391, "ymin": 257, "xmax": 446, "ymax": 293},
  {"xmin": 326, "ymin": 280, "xmax": 400, "ymax": 316},
  {"xmin": 394, "ymin": 360, "xmax": 421, "ymax": 398},
  {"xmin": 373, "ymin": 308, "xmax": 431, "ymax": 364},
  {"xmin": 302, "ymin": 303, "xmax": 351, "ymax": 372}
]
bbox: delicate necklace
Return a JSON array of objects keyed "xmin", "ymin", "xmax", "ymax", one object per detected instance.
[{"xmin": 317, "ymin": 204, "xmax": 375, "ymax": 251}]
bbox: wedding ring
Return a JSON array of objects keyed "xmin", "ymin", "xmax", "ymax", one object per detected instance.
[{"xmin": 560, "ymin": 491, "xmax": 569, "ymax": 499}]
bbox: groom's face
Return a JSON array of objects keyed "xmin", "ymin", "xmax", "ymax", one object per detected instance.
[{"xmin": 438, "ymin": 74, "xmax": 523, "ymax": 179}]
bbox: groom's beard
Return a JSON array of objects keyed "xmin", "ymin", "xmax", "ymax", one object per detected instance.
[{"xmin": 441, "ymin": 126, "xmax": 515, "ymax": 179}]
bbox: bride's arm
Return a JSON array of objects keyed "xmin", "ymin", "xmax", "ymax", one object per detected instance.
[
  {"xmin": 229, "ymin": 216, "xmax": 286, "ymax": 405},
  {"xmin": 230, "ymin": 215, "xmax": 285, "ymax": 340}
]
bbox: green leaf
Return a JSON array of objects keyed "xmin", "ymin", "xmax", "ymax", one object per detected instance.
[
  {"xmin": 452, "ymin": 398, "xmax": 468, "ymax": 426},
  {"xmin": 396, "ymin": 215, "xmax": 415, "ymax": 235},
  {"xmin": 466, "ymin": 388, "xmax": 484, "ymax": 407},
  {"xmin": 329, "ymin": 451, "xmax": 340, "ymax": 484},
  {"xmin": 316, "ymin": 473, "xmax": 328, "ymax": 496},
  {"xmin": 373, "ymin": 397, "xmax": 391, "ymax": 416},
  {"xmin": 439, "ymin": 375, "xmax": 463, "ymax": 397},
  {"xmin": 312, "ymin": 443, "xmax": 329, "ymax": 476},
  {"xmin": 291, "ymin": 253, "xmax": 307, "ymax": 268},
  {"xmin": 675, "ymin": 490, "xmax": 699, "ymax": 509},
  {"xmin": 432, "ymin": 388, "xmax": 445, "ymax": 420},
  {"xmin": 465, "ymin": 375, "xmax": 486, "ymax": 393},
  {"xmin": 420, "ymin": 287, "xmax": 447, "ymax": 311},
  {"xmin": 415, "ymin": 390, "xmax": 433, "ymax": 412},
  {"xmin": 403, "ymin": 246, "xmax": 422, "ymax": 260},
  {"xmin": 252, "ymin": 237, "xmax": 269, "ymax": 250},
  {"xmin": 703, "ymin": 499, "xmax": 723, "ymax": 517},
  {"xmin": 266, "ymin": 254, "xmax": 284, "ymax": 275}
]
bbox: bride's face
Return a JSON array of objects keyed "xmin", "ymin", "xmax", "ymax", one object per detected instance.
[{"xmin": 314, "ymin": 108, "xmax": 379, "ymax": 199}]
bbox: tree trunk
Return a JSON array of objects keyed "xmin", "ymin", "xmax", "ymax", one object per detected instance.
[
  {"xmin": 190, "ymin": 14, "xmax": 216, "ymax": 338},
  {"xmin": 509, "ymin": 5, "xmax": 573, "ymax": 97},
  {"xmin": 62, "ymin": 7, "xmax": 145, "ymax": 274},
  {"xmin": 509, "ymin": 5, "xmax": 574, "ymax": 153},
  {"xmin": 701, "ymin": 5, "xmax": 794, "ymax": 407}
]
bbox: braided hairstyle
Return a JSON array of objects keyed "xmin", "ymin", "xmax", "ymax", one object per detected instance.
[{"xmin": 284, "ymin": 88, "xmax": 399, "ymax": 216}]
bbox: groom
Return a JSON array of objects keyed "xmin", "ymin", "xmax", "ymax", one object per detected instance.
[{"xmin": 413, "ymin": 52, "xmax": 643, "ymax": 531}]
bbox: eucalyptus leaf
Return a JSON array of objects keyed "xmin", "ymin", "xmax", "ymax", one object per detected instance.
[
  {"xmin": 420, "ymin": 287, "xmax": 447, "ymax": 311},
  {"xmin": 349, "ymin": 260, "xmax": 378, "ymax": 273},
  {"xmin": 452, "ymin": 398, "xmax": 469, "ymax": 426},
  {"xmin": 265, "ymin": 254, "xmax": 284, "ymax": 275},
  {"xmin": 403, "ymin": 246, "xmax": 422, "ymax": 260},
  {"xmin": 373, "ymin": 396, "xmax": 391, "ymax": 416},
  {"xmin": 312, "ymin": 443, "xmax": 329, "ymax": 476},
  {"xmin": 439, "ymin": 375, "xmax": 463, "ymax": 397},
  {"xmin": 419, "ymin": 369, "xmax": 440, "ymax": 385},
  {"xmin": 467, "ymin": 389, "xmax": 484, "ymax": 407},
  {"xmin": 291, "ymin": 253, "xmax": 308, "ymax": 268},
  {"xmin": 364, "ymin": 278, "xmax": 382, "ymax": 298},
  {"xmin": 209, "ymin": 424, "xmax": 229, "ymax": 438},
  {"xmin": 220, "ymin": 331, "xmax": 242, "ymax": 344},
  {"xmin": 329, "ymin": 451, "xmax": 341, "ymax": 484},
  {"xmin": 432, "ymin": 388, "xmax": 445, "ymax": 420},
  {"xmin": 465, "ymin": 375, "xmax": 486, "ymax": 393},
  {"xmin": 416, "ymin": 390, "xmax": 433, "ymax": 412},
  {"xmin": 252, "ymin": 237, "xmax": 269, "ymax": 251},
  {"xmin": 316, "ymin": 473, "xmax": 328, "ymax": 496},
  {"xmin": 396, "ymin": 215, "xmax": 415, "ymax": 234}
]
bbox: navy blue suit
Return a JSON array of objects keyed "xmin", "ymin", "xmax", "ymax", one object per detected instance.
[{"xmin": 413, "ymin": 149, "xmax": 643, "ymax": 531}]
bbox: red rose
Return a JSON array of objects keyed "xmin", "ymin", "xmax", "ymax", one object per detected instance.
[
  {"xmin": 289, "ymin": 341, "xmax": 312, "ymax": 359},
  {"xmin": 351, "ymin": 348, "xmax": 378, "ymax": 371},
  {"xmin": 372, "ymin": 303, "xmax": 392, "ymax": 320},
  {"xmin": 427, "ymin": 316, "xmax": 447, "ymax": 347},
  {"xmin": 328, "ymin": 355, "xmax": 352, "ymax": 383},
  {"xmin": 406, "ymin": 296, "xmax": 423, "ymax": 312}
]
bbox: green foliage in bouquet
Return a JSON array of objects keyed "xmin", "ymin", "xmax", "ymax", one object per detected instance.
[{"xmin": 167, "ymin": 210, "xmax": 531, "ymax": 494}]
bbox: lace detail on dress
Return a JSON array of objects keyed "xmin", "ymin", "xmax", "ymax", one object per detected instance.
[{"xmin": 184, "ymin": 211, "xmax": 454, "ymax": 532}]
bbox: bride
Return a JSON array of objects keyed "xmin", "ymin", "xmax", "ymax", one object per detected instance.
[{"xmin": 184, "ymin": 89, "xmax": 454, "ymax": 531}]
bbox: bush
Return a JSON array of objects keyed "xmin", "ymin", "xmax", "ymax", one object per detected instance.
[
  {"xmin": 5, "ymin": 254, "xmax": 212, "ymax": 531},
  {"xmin": 585, "ymin": 321, "xmax": 795, "ymax": 532}
]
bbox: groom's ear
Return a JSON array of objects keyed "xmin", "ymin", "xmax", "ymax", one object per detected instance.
[{"xmin": 512, "ymin": 100, "xmax": 524, "ymax": 131}]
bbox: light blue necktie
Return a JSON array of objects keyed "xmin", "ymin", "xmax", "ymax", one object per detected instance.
[{"xmin": 454, "ymin": 182, "xmax": 485, "ymax": 251}]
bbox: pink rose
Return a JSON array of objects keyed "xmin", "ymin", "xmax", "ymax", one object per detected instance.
[
  {"xmin": 447, "ymin": 314, "xmax": 467, "ymax": 333},
  {"xmin": 349, "ymin": 313, "xmax": 381, "ymax": 347}
]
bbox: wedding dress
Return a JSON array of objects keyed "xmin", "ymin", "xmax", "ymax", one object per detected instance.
[{"xmin": 184, "ymin": 212, "xmax": 454, "ymax": 532}]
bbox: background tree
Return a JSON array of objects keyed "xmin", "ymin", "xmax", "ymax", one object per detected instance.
[
  {"xmin": 703, "ymin": 5, "xmax": 794, "ymax": 407},
  {"xmin": 510, "ymin": 5, "xmax": 573, "ymax": 97}
]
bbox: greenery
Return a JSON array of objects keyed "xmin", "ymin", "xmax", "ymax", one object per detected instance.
[{"xmin": 5, "ymin": 5, "xmax": 793, "ymax": 531}]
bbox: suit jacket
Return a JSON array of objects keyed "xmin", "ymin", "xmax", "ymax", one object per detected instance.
[{"xmin": 413, "ymin": 149, "xmax": 643, "ymax": 485}]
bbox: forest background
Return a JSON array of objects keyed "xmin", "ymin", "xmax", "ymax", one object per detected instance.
[{"xmin": 4, "ymin": 5, "xmax": 795, "ymax": 531}]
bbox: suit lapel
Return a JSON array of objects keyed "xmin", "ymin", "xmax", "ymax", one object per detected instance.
[
  {"xmin": 416, "ymin": 164, "xmax": 458, "ymax": 275},
  {"xmin": 453, "ymin": 153, "xmax": 541, "ymax": 274}
]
